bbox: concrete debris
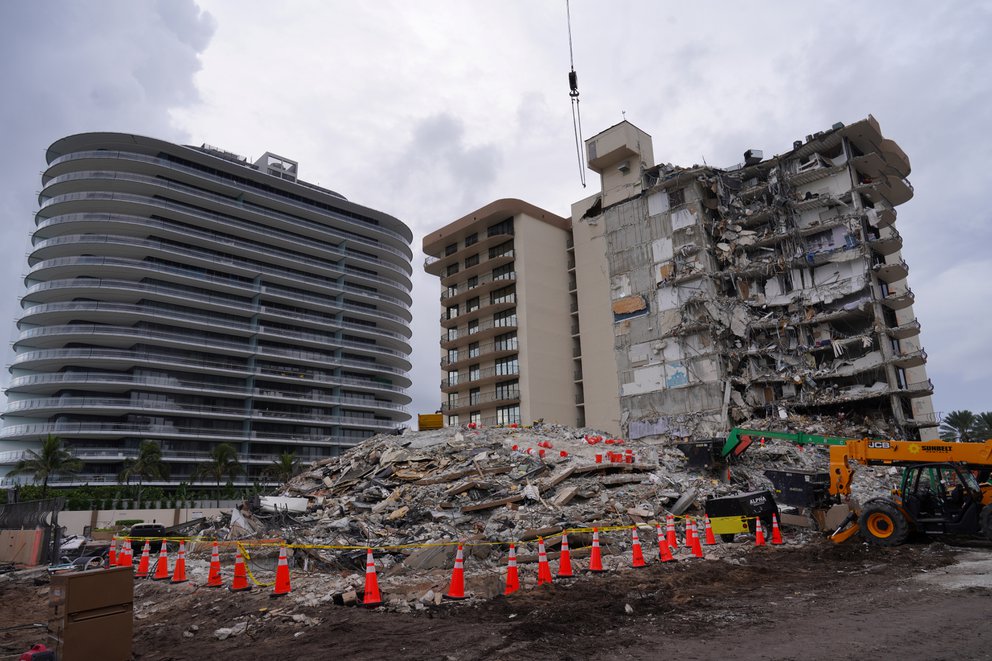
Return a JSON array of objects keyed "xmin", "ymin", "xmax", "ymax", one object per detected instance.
[{"xmin": 194, "ymin": 421, "xmax": 903, "ymax": 611}]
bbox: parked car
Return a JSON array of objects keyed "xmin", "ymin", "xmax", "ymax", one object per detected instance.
[{"xmin": 128, "ymin": 523, "xmax": 168, "ymax": 554}]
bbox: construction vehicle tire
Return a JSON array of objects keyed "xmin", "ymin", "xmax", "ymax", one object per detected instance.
[
  {"xmin": 858, "ymin": 499, "xmax": 909, "ymax": 546},
  {"xmin": 980, "ymin": 504, "xmax": 992, "ymax": 542}
]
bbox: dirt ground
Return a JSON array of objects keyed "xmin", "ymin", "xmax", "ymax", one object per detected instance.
[{"xmin": 2, "ymin": 540, "xmax": 991, "ymax": 661}]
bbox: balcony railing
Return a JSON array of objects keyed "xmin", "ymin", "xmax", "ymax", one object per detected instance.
[{"xmin": 44, "ymin": 153, "xmax": 413, "ymax": 256}]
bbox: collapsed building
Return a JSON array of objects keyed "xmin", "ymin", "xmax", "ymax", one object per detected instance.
[
  {"xmin": 424, "ymin": 116, "xmax": 938, "ymax": 442},
  {"xmin": 573, "ymin": 117, "xmax": 937, "ymax": 441}
]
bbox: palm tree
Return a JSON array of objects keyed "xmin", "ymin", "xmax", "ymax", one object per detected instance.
[
  {"xmin": 265, "ymin": 452, "xmax": 302, "ymax": 485},
  {"xmin": 973, "ymin": 411, "xmax": 992, "ymax": 440},
  {"xmin": 195, "ymin": 443, "xmax": 243, "ymax": 506},
  {"xmin": 939, "ymin": 410, "xmax": 977, "ymax": 442},
  {"xmin": 8, "ymin": 435, "xmax": 83, "ymax": 498},
  {"xmin": 117, "ymin": 440, "xmax": 169, "ymax": 503}
]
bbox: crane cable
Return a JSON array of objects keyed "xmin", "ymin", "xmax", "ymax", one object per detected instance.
[{"xmin": 566, "ymin": 0, "xmax": 586, "ymax": 188}]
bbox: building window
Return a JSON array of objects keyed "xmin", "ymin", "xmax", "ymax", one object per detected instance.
[
  {"xmin": 495, "ymin": 379, "xmax": 518, "ymax": 400},
  {"xmin": 447, "ymin": 348, "xmax": 458, "ymax": 363},
  {"xmin": 446, "ymin": 284, "xmax": 458, "ymax": 298},
  {"xmin": 464, "ymin": 233, "xmax": 478, "ymax": 247},
  {"xmin": 469, "ymin": 342, "xmax": 480, "ymax": 358},
  {"xmin": 494, "ymin": 332, "xmax": 517, "ymax": 352},
  {"xmin": 495, "ymin": 356, "xmax": 518, "ymax": 376},
  {"xmin": 444, "ymin": 243, "xmax": 457, "ymax": 256},
  {"xmin": 493, "ymin": 263, "xmax": 514, "ymax": 281},
  {"xmin": 468, "ymin": 319, "xmax": 479, "ymax": 335},
  {"xmin": 494, "ymin": 309, "xmax": 516, "ymax": 328},
  {"xmin": 496, "ymin": 405, "xmax": 520, "ymax": 425},
  {"xmin": 447, "ymin": 371, "xmax": 459, "ymax": 387},
  {"xmin": 470, "ymin": 411, "xmax": 481, "ymax": 425},
  {"xmin": 491, "ymin": 286, "xmax": 515, "ymax": 305},
  {"xmin": 466, "ymin": 297, "xmax": 480, "ymax": 313},
  {"xmin": 447, "ymin": 327, "xmax": 458, "ymax": 341},
  {"xmin": 465, "ymin": 253, "xmax": 480, "ymax": 268},
  {"xmin": 469, "ymin": 364, "xmax": 480, "ymax": 381},
  {"xmin": 489, "ymin": 240, "xmax": 513, "ymax": 259},
  {"xmin": 446, "ymin": 263, "xmax": 459, "ymax": 277},
  {"xmin": 448, "ymin": 392, "xmax": 458, "ymax": 407},
  {"xmin": 446, "ymin": 305, "xmax": 458, "ymax": 320},
  {"xmin": 467, "ymin": 275, "xmax": 479, "ymax": 289},
  {"xmin": 488, "ymin": 217, "xmax": 514, "ymax": 238},
  {"xmin": 448, "ymin": 414, "xmax": 459, "ymax": 426},
  {"xmin": 469, "ymin": 388, "xmax": 481, "ymax": 405},
  {"xmin": 668, "ymin": 188, "xmax": 685, "ymax": 208}
]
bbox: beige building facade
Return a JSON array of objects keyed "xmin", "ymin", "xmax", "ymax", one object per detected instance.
[{"xmin": 424, "ymin": 199, "xmax": 576, "ymax": 428}]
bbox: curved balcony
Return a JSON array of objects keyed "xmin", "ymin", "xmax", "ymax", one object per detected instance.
[
  {"xmin": 890, "ymin": 347, "xmax": 927, "ymax": 369},
  {"xmin": 440, "ymin": 297, "xmax": 516, "ymax": 329},
  {"xmin": 423, "ymin": 230, "xmax": 514, "ymax": 276},
  {"xmin": 11, "ymin": 348, "xmax": 412, "ymax": 395},
  {"xmin": 15, "ymin": 324, "xmax": 253, "ymax": 355},
  {"xmin": 41, "ymin": 166, "xmax": 412, "ymax": 269},
  {"xmin": 46, "ymin": 149, "xmax": 413, "ymax": 257},
  {"xmin": 440, "ymin": 317, "xmax": 518, "ymax": 349},
  {"xmin": 880, "ymin": 287, "xmax": 915, "ymax": 310},
  {"xmin": 441, "ymin": 340, "xmax": 518, "ymax": 370},
  {"xmin": 18, "ymin": 301, "xmax": 253, "ymax": 336},
  {"xmin": 867, "ymin": 227, "xmax": 902, "ymax": 256},
  {"xmin": 440, "ymin": 271, "xmax": 517, "ymax": 305},
  {"xmin": 872, "ymin": 258, "xmax": 909, "ymax": 283},
  {"xmin": 4, "ymin": 397, "xmax": 249, "ymax": 419},
  {"xmin": 440, "ymin": 389, "xmax": 520, "ymax": 414},
  {"xmin": 36, "ymin": 211, "xmax": 413, "ymax": 305},
  {"xmin": 884, "ymin": 319, "xmax": 921, "ymax": 340},
  {"xmin": 0, "ymin": 422, "xmax": 396, "ymax": 444},
  {"xmin": 36, "ymin": 192, "xmax": 411, "ymax": 296},
  {"xmin": 26, "ymin": 254, "xmax": 411, "ymax": 325},
  {"xmin": 441, "ymin": 365, "xmax": 519, "ymax": 393},
  {"xmin": 30, "ymin": 228, "xmax": 411, "ymax": 315}
]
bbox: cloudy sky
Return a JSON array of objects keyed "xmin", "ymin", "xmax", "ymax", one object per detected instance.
[{"xmin": 1, "ymin": 1, "xmax": 990, "ymax": 424}]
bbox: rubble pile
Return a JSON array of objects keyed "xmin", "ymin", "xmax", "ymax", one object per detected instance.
[{"xmin": 248, "ymin": 422, "xmax": 901, "ymax": 606}]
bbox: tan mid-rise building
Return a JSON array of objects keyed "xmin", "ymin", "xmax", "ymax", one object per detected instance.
[{"xmin": 423, "ymin": 199, "xmax": 576, "ymax": 427}]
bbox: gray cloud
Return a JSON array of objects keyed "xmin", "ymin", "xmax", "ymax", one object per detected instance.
[{"xmin": 0, "ymin": 0, "xmax": 216, "ymax": 396}]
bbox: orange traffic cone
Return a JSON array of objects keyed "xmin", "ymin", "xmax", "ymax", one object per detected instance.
[
  {"xmin": 271, "ymin": 545, "xmax": 291, "ymax": 597},
  {"xmin": 666, "ymin": 514, "xmax": 679, "ymax": 549},
  {"xmin": 152, "ymin": 544, "xmax": 170, "ymax": 580},
  {"xmin": 656, "ymin": 524, "xmax": 675, "ymax": 562},
  {"xmin": 754, "ymin": 518, "xmax": 766, "ymax": 547},
  {"xmin": 230, "ymin": 548, "xmax": 251, "ymax": 592},
  {"xmin": 206, "ymin": 541, "xmax": 223, "ymax": 588},
  {"xmin": 537, "ymin": 538, "xmax": 554, "ymax": 585},
  {"xmin": 171, "ymin": 541, "xmax": 188, "ymax": 583},
  {"xmin": 504, "ymin": 544, "xmax": 519, "ymax": 595},
  {"xmin": 588, "ymin": 528, "xmax": 605, "ymax": 573},
  {"xmin": 557, "ymin": 533, "xmax": 574, "ymax": 578},
  {"xmin": 135, "ymin": 541, "xmax": 151, "ymax": 578},
  {"xmin": 108, "ymin": 538, "xmax": 117, "ymax": 567},
  {"xmin": 771, "ymin": 513, "xmax": 784, "ymax": 545},
  {"xmin": 118, "ymin": 539, "xmax": 131, "ymax": 567},
  {"xmin": 630, "ymin": 528, "xmax": 647, "ymax": 568},
  {"xmin": 444, "ymin": 544, "xmax": 468, "ymax": 600},
  {"xmin": 690, "ymin": 520, "xmax": 704, "ymax": 559},
  {"xmin": 685, "ymin": 517, "xmax": 695, "ymax": 550},
  {"xmin": 703, "ymin": 515, "xmax": 716, "ymax": 545},
  {"xmin": 362, "ymin": 548, "xmax": 382, "ymax": 607}
]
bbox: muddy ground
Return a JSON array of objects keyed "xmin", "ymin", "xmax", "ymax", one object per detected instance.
[{"xmin": 2, "ymin": 540, "xmax": 991, "ymax": 661}]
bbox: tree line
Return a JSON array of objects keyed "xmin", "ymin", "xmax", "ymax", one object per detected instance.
[{"xmin": 938, "ymin": 410, "xmax": 992, "ymax": 442}]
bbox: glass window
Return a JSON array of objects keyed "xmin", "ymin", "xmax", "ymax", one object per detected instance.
[
  {"xmin": 491, "ymin": 286, "xmax": 515, "ymax": 305},
  {"xmin": 447, "ymin": 393, "xmax": 458, "ymax": 407},
  {"xmin": 444, "ymin": 243, "xmax": 457, "ymax": 256},
  {"xmin": 464, "ymin": 233, "xmax": 478, "ymax": 247},
  {"xmin": 446, "ymin": 284, "xmax": 458, "ymax": 298},
  {"xmin": 470, "ymin": 411, "xmax": 481, "ymax": 424},
  {"xmin": 447, "ymin": 371, "xmax": 459, "ymax": 386},
  {"xmin": 488, "ymin": 218, "xmax": 514, "ymax": 237},
  {"xmin": 469, "ymin": 388, "xmax": 481, "ymax": 405},
  {"xmin": 467, "ymin": 275, "xmax": 479, "ymax": 288},
  {"xmin": 469, "ymin": 342, "xmax": 480, "ymax": 358},
  {"xmin": 496, "ymin": 405, "xmax": 520, "ymax": 425},
  {"xmin": 446, "ymin": 305, "xmax": 458, "ymax": 320},
  {"xmin": 465, "ymin": 253, "xmax": 480, "ymax": 268},
  {"xmin": 466, "ymin": 297, "xmax": 480, "ymax": 313},
  {"xmin": 447, "ymin": 348, "xmax": 458, "ymax": 363},
  {"xmin": 495, "ymin": 356, "xmax": 518, "ymax": 376},
  {"xmin": 494, "ymin": 309, "xmax": 516, "ymax": 328},
  {"xmin": 447, "ymin": 327, "xmax": 458, "ymax": 341},
  {"xmin": 493, "ymin": 263, "xmax": 514, "ymax": 281},
  {"xmin": 494, "ymin": 332, "xmax": 517, "ymax": 352},
  {"xmin": 469, "ymin": 364, "xmax": 480, "ymax": 381},
  {"xmin": 495, "ymin": 379, "xmax": 518, "ymax": 400},
  {"xmin": 446, "ymin": 263, "xmax": 459, "ymax": 277},
  {"xmin": 448, "ymin": 414, "xmax": 459, "ymax": 426},
  {"xmin": 468, "ymin": 319, "xmax": 479, "ymax": 335},
  {"xmin": 489, "ymin": 240, "xmax": 514, "ymax": 259}
]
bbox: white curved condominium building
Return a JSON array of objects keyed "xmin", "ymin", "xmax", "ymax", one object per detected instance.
[{"xmin": 0, "ymin": 133, "xmax": 413, "ymax": 487}]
